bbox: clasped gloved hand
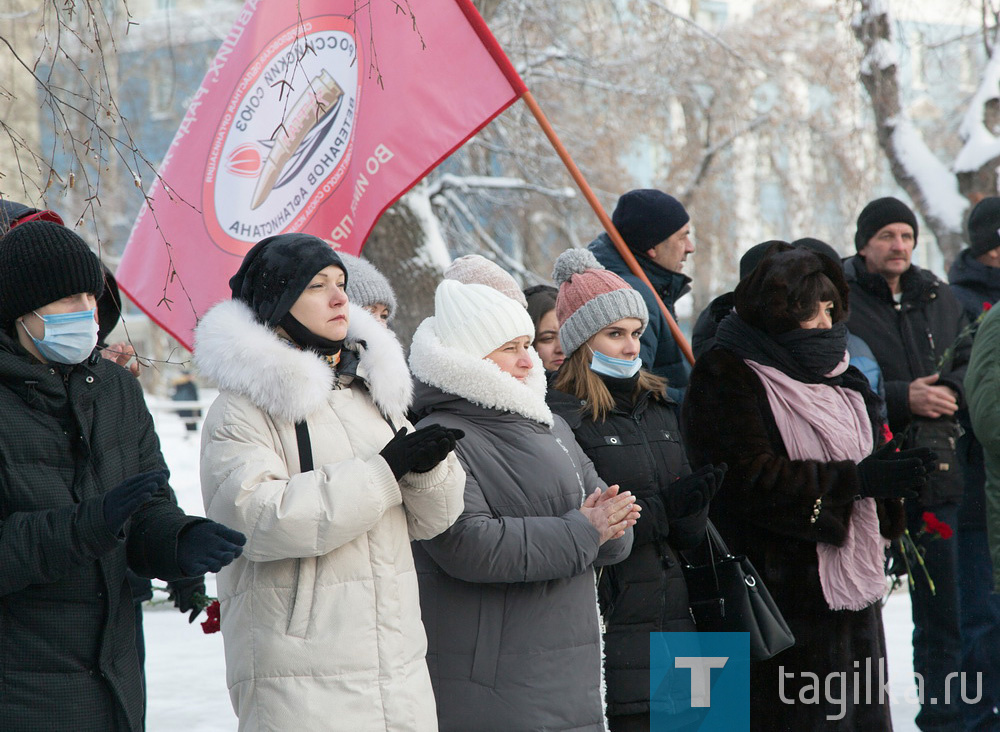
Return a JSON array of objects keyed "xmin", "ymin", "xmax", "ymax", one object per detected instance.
[
  {"xmin": 168, "ymin": 575, "xmax": 207, "ymax": 622},
  {"xmin": 102, "ymin": 469, "xmax": 170, "ymax": 535},
  {"xmin": 379, "ymin": 425, "xmax": 466, "ymax": 480},
  {"xmin": 856, "ymin": 441, "xmax": 937, "ymax": 500},
  {"xmin": 176, "ymin": 521, "xmax": 247, "ymax": 575},
  {"xmin": 662, "ymin": 463, "xmax": 727, "ymax": 518}
]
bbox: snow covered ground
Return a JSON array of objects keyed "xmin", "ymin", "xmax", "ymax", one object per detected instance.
[{"xmin": 143, "ymin": 396, "xmax": 927, "ymax": 731}]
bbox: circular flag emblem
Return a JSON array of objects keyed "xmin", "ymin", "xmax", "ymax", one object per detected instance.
[{"xmin": 204, "ymin": 16, "xmax": 361, "ymax": 254}]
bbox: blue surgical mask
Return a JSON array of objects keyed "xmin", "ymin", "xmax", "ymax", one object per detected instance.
[
  {"xmin": 19, "ymin": 308, "xmax": 99, "ymax": 364},
  {"xmin": 589, "ymin": 348, "xmax": 642, "ymax": 379}
]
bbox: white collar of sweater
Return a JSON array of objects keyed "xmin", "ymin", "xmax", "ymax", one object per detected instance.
[
  {"xmin": 408, "ymin": 317, "xmax": 553, "ymax": 426},
  {"xmin": 194, "ymin": 298, "xmax": 412, "ymax": 424}
]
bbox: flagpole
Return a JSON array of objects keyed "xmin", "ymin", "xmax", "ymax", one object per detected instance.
[{"xmin": 519, "ymin": 91, "xmax": 695, "ymax": 366}]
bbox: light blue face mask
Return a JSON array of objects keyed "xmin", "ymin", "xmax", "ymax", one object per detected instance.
[
  {"xmin": 20, "ymin": 308, "xmax": 99, "ymax": 364},
  {"xmin": 589, "ymin": 348, "xmax": 642, "ymax": 379}
]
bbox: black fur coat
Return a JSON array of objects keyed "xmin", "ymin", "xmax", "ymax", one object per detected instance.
[{"xmin": 681, "ymin": 347, "xmax": 905, "ymax": 731}]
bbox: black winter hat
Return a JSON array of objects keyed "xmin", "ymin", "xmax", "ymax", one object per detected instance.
[
  {"xmin": 0, "ymin": 221, "xmax": 104, "ymax": 328},
  {"xmin": 611, "ymin": 189, "xmax": 689, "ymax": 255},
  {"xmin": 97, "ymin": 264, "xmax": 123, "ymax": 345},
  {"xmin": 740, "ymin": 240, "xmax": 787, "ymax": 280},
  {"xmin": 793, "ymin": 238, "xmax": 843, "ymax": 268},
  {"xmin": 854, "ymin": 197, "xmax": 918, "ymax": 252},
  {"xmin": 967, "ymin": 197, "xmax": 1000, "ymax": 257},
  {"xmin": 229, "ymin": 233, "xmax": 346, "ymax": 327}
]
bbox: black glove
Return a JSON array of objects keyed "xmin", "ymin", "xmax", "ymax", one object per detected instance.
[
  {"xmin": 857, "ymin": 441, "xmax": 936, "ymax": 500},
  {"xmin": 168, "ymin": 575, "xmax": 207, "ymax": 623},
  {"xmin": 379, "ymin": 426, "xmax": 465, "ymax": 480},
  {"xmin": 662, "ymin": 463, "xmax": 727, "ymax": 518},
  {"xmin": 176, "ymin": 521, "xmax": 247, "ymax": 575},
  {"xmin": 103, "ymin": 469, "xmax": 169, "ymax": 535}
]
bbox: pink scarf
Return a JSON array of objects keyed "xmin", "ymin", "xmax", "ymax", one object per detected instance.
[{"xmin": 745, "ymin": 357, "xmax": 888, "ymax": 611}]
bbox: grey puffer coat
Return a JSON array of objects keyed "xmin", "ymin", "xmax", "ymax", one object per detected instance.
[{"xmin": 408, "ymin": 317, "xmax": 633, "ymax": 732}]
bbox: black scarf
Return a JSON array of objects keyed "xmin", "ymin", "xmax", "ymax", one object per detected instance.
[
  {"xmin": 714, "ymin": 313, "xmax": 851, "ymax": 386},
  {"xmin": 279, "ymin": 312, "xmax": 344, "ymax": 357}
]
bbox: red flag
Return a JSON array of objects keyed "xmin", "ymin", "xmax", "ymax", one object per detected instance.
[{"xmin": 118, "ymin": 0, "xmax": 525, "ymax": 349}]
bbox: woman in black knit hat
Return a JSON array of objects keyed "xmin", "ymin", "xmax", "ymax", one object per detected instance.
[{"xmin": 194, "ymin": 232, "xmax": 466, "ymax": 732}]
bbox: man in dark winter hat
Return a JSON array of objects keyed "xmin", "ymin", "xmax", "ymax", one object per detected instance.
[
  {"xmin": 948, "ymin": 195, "xmax": 1000, "ymax": 732},
  {"xmin": 845, "ymin": 196, "xmax": 970, "ymax": 732},
  {"xmin": 0, "ymin": 220, "xmax": 246, "ymax": 731},
  {"xmin": 588, "ymin": 189, "xmax": 693, "ymax": 397}
]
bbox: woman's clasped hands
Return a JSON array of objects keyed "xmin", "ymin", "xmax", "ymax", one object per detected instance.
[{"xmin": 580, "ymin": 485, "xmax": 641, "ymax": 543}]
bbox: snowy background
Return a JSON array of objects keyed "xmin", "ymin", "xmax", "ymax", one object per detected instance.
[{"xmin": 143, "ymin": 396, "xmax": 927, "ymax": 731}]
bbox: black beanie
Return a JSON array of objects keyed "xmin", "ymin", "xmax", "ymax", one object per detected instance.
[
  {"xmin": 854, "ymin": 197, "xmax": 918, "ymax": 252},
  {"xmin": 611, "ymin": 189, "xmax": 690, "ymax": 255},
  {"xmin": 740, "ymin": 240, "xmax": 787, "ymax": 280},
  {"xmin": 967, "ymin": 197, "xmax": 1000, "ymax": 257},
  {"xmin": 229, "ymin": 233, "xmax": 346, "ymax": 327},
  {"xmin": 793, "ymin": 238, "xmax": 843, "ymax": 269},
  {"xmin": 0, "ymin": 221, "xmax": 104, "ymax": 328}
]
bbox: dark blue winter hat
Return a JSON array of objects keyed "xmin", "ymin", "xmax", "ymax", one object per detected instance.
[
  {"xmin": 967, "ymin": 197, "xmax": 1000, "ymax": 257},
  {"xmin": 229, "ymin": 233, "xmax": 346, "ymax": 327},
  {"xmin": 611, "ymin": 189, "xmax": 690, "ymax": 255}
]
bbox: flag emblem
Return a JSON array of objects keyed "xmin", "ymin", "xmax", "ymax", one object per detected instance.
[{"xmin": 204, "ymin": 16, "xmax": 361, "ymax": 254}]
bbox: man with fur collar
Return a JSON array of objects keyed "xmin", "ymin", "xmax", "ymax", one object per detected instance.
[
  {"xmin": 844, "ymin": 197, "xmax": 970, "ymax": 732},
  {"xmin": 195, "ymin": 233, "xmax": 466, "ymax": 732}
]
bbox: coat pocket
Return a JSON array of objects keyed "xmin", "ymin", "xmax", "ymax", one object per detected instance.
[
  {"xmin": 286, "ymin": 557, "xmax": 317, "ymax": 638},
  {"xmin": 469, "ymin": 587, "xmax": 505, "ymax": 687}
]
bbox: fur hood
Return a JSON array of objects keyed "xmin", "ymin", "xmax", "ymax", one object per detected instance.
[
  {"xmin": 194, "ymin": 298, "xmax": 412, "ymax": 424},
  {"xmin": 408, "ymin": 317, "xmax": 553, "ymax": 426}
]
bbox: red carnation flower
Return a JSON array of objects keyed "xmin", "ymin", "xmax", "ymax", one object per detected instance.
[
  {"xmin": 201, "ymin": 600, "xmax": 221, "ymax": 634},
  {"xmin": 920, "ymin": 511, "xmax": 953, "ymax": 540},
  {"xmin": 984, "ymin": 302, "xmax": 993, "ymax": 312}
]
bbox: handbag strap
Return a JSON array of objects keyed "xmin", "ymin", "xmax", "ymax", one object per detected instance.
[
  {"xmin": 294, "ymin": 420, "xmax": 314, "ymax": 472},
  {"xmin": 705, "ymin": 519, "xmax": 734, "ymax": 558}
]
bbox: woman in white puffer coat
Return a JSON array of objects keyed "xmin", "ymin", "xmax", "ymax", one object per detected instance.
[{"xmin": 195, "ymin": 233, "xmax": 466, "ymax": 732}]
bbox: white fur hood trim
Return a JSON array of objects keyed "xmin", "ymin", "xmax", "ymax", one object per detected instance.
[
  {"xmin": 408, "ymin": 317, "xmax": 553, "ymax": 426},
  {"xmin": 194, "ymin": 299, "xmax": 412, "ymax": 423}
]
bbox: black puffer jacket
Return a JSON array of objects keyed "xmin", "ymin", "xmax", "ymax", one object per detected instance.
[
  {"xmin": 548, "ymin": 375, "xmax": 703, "ymax": 718},
  {"xmin": 844, "ymin": 256, "xmax": 970, "ymax": 429},
  {"xmin": 0, "ymin": 333, "xmax": 200, "ymax": 731}
]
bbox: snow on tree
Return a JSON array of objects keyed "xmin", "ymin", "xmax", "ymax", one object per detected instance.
[{"xmin": 853, "ymin": 0, "xmax": 992, "ymax": 262}]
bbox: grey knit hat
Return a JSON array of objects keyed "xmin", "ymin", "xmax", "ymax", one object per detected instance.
[
  {"xmin": 444, "ymin": 254, "xmax": 528, "ymax": 307},
  {"xmin": 339, "ymin": 253, "xmax": 397, "ymax": 323},
  {"xmin": 552, "ymin": 248, "xmax": 648, "ymax": 356}
]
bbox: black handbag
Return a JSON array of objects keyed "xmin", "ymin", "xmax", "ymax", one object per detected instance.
[{"xmin": 681, "ymin": 520, "xmax": 795, "ymax": 661}]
